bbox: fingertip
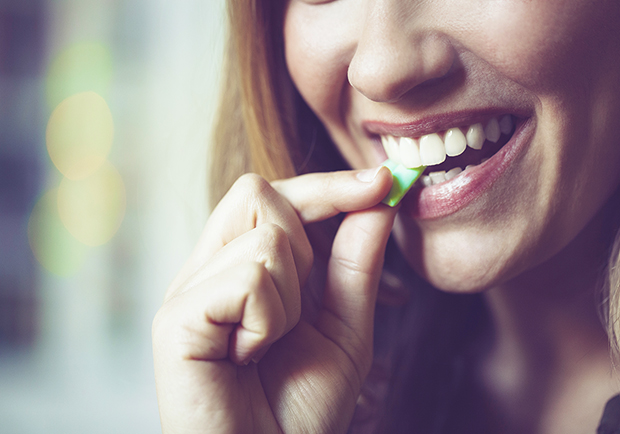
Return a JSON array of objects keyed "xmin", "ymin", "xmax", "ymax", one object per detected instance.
[
  {"xmin": 335, "ymin": 166, "xmax": 394, "ymax": 214},
  {"xmin": 341, "ymin": 166, "xmax": 394, "ymax": 213},
  {"xmin": 376, "ymin": 164, "xmax": 394, "ymax": 192},
  {"xmin": 363, "ymin": 165, "xmax": 394, "ymax": 204},
  {"xmin": 356, "ymin": 165, "xmax": 391, "ymax": 182},
  {"xmin": 356, "ymin": 166, "xmax": 381, "ymax": 182}
]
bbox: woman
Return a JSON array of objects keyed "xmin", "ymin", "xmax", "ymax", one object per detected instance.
[{"xmin": 152, "ymin": 0, "xmax": 620, "ymax": 432}]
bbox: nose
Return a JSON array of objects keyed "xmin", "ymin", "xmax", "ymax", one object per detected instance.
[{"xmin": 347, "ymin": 2, "xmax": 457, "ymax": 103}]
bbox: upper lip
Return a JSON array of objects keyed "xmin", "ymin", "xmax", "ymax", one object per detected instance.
[{"xmin": 362, "ymin": 108, "xmax": 532, "ymax": 138}]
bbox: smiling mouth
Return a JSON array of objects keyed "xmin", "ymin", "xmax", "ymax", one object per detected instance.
[{"xmin": 379, "ymin": 114, "xmax": 516, "ymax": 186}]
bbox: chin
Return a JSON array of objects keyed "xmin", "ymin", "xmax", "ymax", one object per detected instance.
[
  {"xmin": 392, "ymin": 218, "xmax": 525, "ymax": 295},
  {"xmin": 410, "ymin": 251, "xmax": 499, "ymax": 293},
  {"xmin": 416, "ymin": 264, "xmax": 498, "ymax": 294}
]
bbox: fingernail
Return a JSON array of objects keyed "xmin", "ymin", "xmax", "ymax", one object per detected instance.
[{"xmin": 356, "ymin": 166, "xmax": 382, "ymax": 183}]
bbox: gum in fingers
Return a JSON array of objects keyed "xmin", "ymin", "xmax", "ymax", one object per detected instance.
[{"xmin": 381, "ymin": 159, "xmax": 425, "ymax": 207}]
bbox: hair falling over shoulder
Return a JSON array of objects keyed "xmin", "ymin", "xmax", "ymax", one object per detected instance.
[{"xmin": 209, "ymin": 0, "xmax": 298, "ymax": 210}]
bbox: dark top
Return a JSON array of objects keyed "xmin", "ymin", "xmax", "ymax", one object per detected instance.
[{"xmin": 599, "ymin": 394, "xmax": 620, "ymax": 434}]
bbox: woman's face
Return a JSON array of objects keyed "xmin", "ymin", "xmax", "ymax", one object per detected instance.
[{"xmin": 283, "ymin": 0, "xmax": 620, "ymax": 292}]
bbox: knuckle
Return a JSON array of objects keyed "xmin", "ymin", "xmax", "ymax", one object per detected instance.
[
  {"xmin": 257, "ymin": 223, "xmax": 289, "ymax": 252},
  {"xmin": 239, "ymin": 263, "xmax": 287, "ymax": 338},
  {"xmin": 251, "ymin": 224, "xmax": 294, "ymax": 273},
  {"xmin": 233, "ymin": 173, "xmax": 272, "ymax": 197},
  {"xmin": 262, "ymin": 302, "xmax": 287, "ymax": 338},
  {"xmin": 323, "ymin": 171, "xmax": 338, "ymax": 190},
  {"xmin": 331, "ymin": 254, "xmax": 367, "ymax": 275},
  {"xmin": 237, "ymin": 261, "xmax": 271, "ymax": 289},
  {"xmin": 255, "ymin": 223, "xmax": 313, "ymax": 283}
]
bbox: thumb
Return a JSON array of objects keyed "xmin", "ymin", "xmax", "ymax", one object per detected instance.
[{"xmin": 316, "ymin": 203, "xmax": 398, "ymax": 379}]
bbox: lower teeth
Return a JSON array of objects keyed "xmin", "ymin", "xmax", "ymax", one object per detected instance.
[
  {"xmin": 422, "ymin": 161, "xmax": 479, "ymax": 186},
  {"xmin": 419, "ymin": 127, "xmax": 514, "ymax": 187}
]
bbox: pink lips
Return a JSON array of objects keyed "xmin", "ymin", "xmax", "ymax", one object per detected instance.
[
  {"xmin": 363, "ymin": 109, "xmax": 530, "ymax": 139},
  {"xmin": 399, "ymin": 116, "xmax": 535, "ymax": 219}
]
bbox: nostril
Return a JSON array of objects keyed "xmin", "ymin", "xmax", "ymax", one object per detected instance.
[
  {"xmin": 347, "ymin": 61, "xmax": 419, "ymax": 103},
  {"xmin": 347, "ymin": 33, "xmax": 458, "ymax": 103}
]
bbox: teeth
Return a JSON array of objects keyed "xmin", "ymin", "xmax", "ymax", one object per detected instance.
[
  {"xmin": 484, "ymin": 118, "xmax": 501, "ymax": 143},
  {"xmin": 445, "ymin": 167, "xmax": 462, "ymax": 180},
  {"xmin": 419, "ymin": 133, "xmax": 446, "ymax": 166},
  {"xmin": 444, "ymin": 128, "xmax": 467, "ymax": 157},
  {"xmin": 429, "ymin": 171, "xmax": 447, "ymax": 185},
  {"xmin": 380, "ymin": 115, "xmax": 515, "ymax": 186},
  {"xmin": 399, "ymin": 137, "xmax": 422, "ymax": 168},
  {"xmin": 381, "ymin": 135, "xmax": 400, "ymax": 162},
  {"xmin": 466, "ymin": 123, "xmax": 485, "ymax": 150},
  {"xmin": 420, "ymin": 167, "xmax": 465, "ymax": 187},
  {"xmin": 499, "ymin": 115, "xmax": 513, "ymax": 135}
]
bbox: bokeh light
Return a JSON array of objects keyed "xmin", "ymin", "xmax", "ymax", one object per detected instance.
[
  {"xmin": 57, "ymin": 161, "xmax": 126, "ymax": 247},
  {"xmin": 46, "ymin": 41, "xmax": 113, "ymax": 111},
  {"xmin": 46, "ymin": 91, "xmax": 114, "ymax": 180},
  {"xmin": 28, "ymin": 189, "xmax": 89, "ymax": 277}
]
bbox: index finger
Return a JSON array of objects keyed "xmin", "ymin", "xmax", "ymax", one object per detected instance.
[
  {"xmin": 271, "ymin": 166, "xmax": 393, "ymax": 224},
  {"xmin": 168, "ymin": 167, "xmax": 392, "ymax": 299}
]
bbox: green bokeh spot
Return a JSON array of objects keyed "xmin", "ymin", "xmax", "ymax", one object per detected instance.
[
  {"xmin": 46, "ymin": 42, "xmax": 114, "ymax": 110},
  {"xmin": 28, "ymin": 189, "xmax": 88, "ymax": 277}
]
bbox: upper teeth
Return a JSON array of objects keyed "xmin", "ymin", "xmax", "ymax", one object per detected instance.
[{"xmin": 380, "ymin": 115, "xmax": 514, "ymax": 170}]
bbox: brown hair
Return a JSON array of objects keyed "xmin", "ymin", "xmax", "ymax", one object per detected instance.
[
  {"xmin": 209, "ymin": 0, "xmax": 297, "ymax": 210},
  {"xmin": 606, "ymin": 222, "xmax": 620, "ymax": 359}
]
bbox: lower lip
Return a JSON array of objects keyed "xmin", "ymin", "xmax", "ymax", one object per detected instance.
[{"xmin": 400, "ymin": 117, "xmax": 535, "ymax": 220}]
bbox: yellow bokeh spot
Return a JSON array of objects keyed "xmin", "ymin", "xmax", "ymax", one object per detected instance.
[
  {"xmin": 57, "ymin": 161, "xmax": 126, "ymax": 247},
  {"xmin": 46, "ymin": 42, "xmax": 113, "ymax": 110},
  {"xmin": 46, "ymin": 91, "xmax": 114, "ymax": 180},
  {"xmin": 28, "ymin": 189, "xmax": 89, "ymax": 277}
]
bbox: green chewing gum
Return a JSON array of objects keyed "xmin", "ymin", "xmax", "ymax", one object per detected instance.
[{"xmin": 381, "ymin": 159, "xmax": 426, "ymax": 207}]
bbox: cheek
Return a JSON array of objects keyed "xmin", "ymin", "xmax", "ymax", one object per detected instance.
[
  {"xmin": 283, "ymin": 2, "xmax": 358, "ymax": 122},
  {"xmin": 466, "ymin": 0, "xmax": 620, "ymax": 93}
]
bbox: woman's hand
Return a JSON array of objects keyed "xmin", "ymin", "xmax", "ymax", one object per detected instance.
[{"xmin": 152, "ymin": 166, "xmax": 396, "ymax": 434}]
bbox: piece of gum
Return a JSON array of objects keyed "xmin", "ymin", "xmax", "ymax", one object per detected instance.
[{"xmin": 381, "ymin": 159, "xmax": 425, "ymax": 207}]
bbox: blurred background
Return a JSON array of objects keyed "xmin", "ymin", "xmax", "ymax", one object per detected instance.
[{"xmin": 0, "ymin": 0, "xmax": 226, "ymax": 432}]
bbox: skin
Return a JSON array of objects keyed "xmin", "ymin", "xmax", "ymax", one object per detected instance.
[
  {"xmin": 284, "ymin": 0, "xmax": 620, "ymax": 292},
  {"xmin": 153, "ymin": 168, "xmax": 400, "ymax": 433},
  {"xmin": 153, "ymin": 0, "xmax": 620, "ymax": 433},
  {"xmin": 283, "ymin": 0, "xmax": 620, "ymax": 432}
]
